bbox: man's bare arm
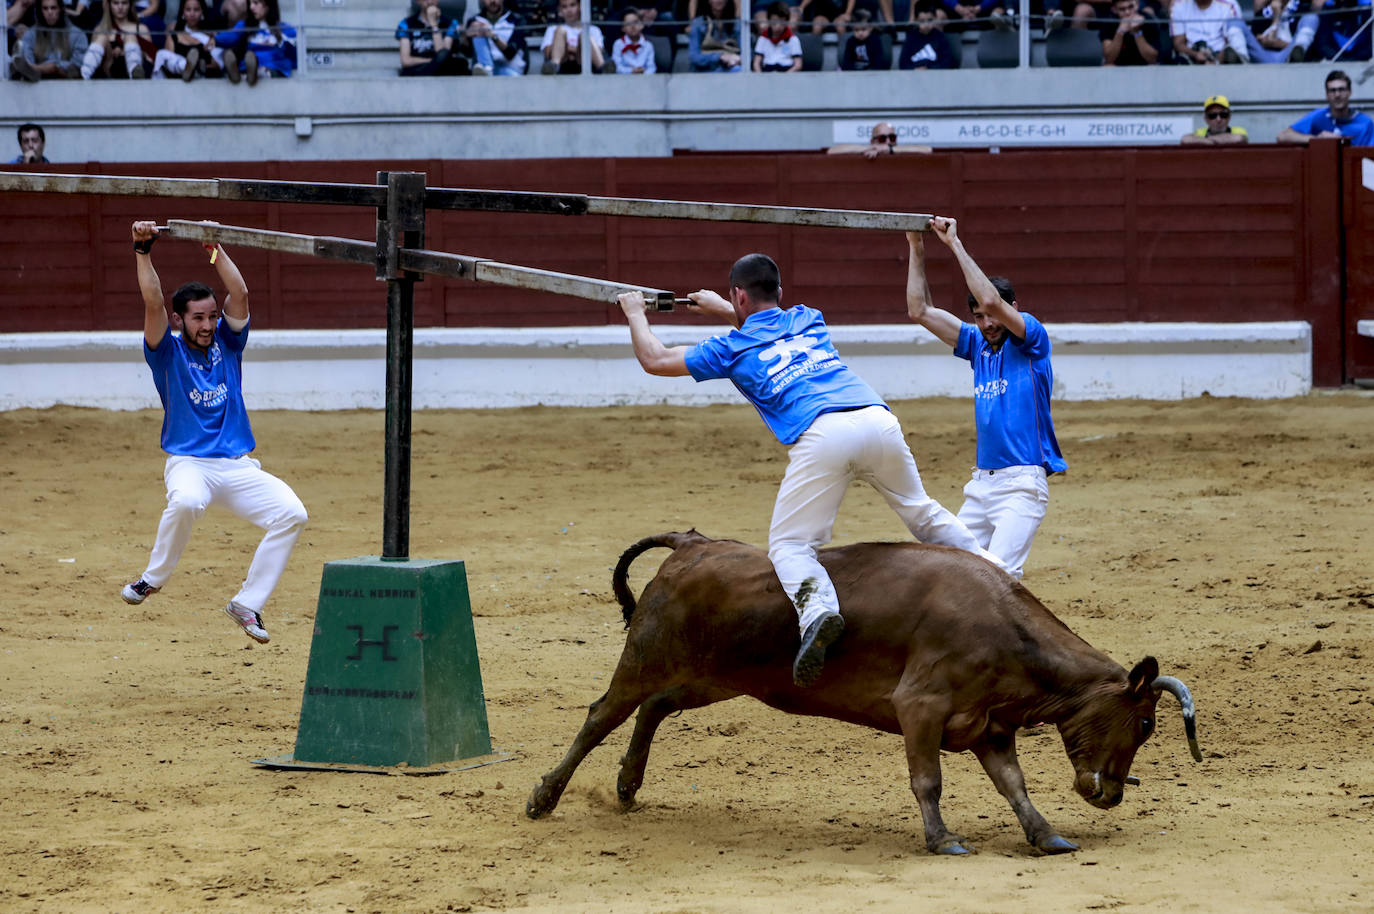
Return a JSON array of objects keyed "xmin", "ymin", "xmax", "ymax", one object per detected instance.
[
  {"xmin": 132, "ymin": 221, "xmax": 168, "ymax": 350},
  {"xmin": 618, "ymin": 292, "xmax": 692, "ymax": 376},
  {"xmin": 931, "ymin": 216, "xmax": 1026, "ymax": 339},
  {"xmin": 905, "ymin": 231, "xmax": 961, "ymax": 347},
  {"xmin": 209, "ymin": 238, "xmax": 249, "ymax": 321}
]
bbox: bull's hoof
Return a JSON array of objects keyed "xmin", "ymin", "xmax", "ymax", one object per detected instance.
[
  {"xmin": 1035, "ymin": 835, "xmax": 1079, "ymax": 854},
  {"xmin": 932, "ymin": 838, "xmax": 975, "ymax": 855},
  {"xmin": 526, "ymin": 788, "xmax": 553, "ymax": 819}
]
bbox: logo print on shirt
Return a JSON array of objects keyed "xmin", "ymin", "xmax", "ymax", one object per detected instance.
[
  {"xmin": 758, "ymin": 334, "xmax": 830, "ymax": 377},
  {"xmin": 188, "ymin": 382, "xmax": 229, "ymax": 408}
]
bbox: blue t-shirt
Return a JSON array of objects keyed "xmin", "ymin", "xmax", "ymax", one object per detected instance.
[
  {"xmin": 684, "ymin": 305, "xmax": 886, "ymax": 445},
  {"xmin": 1288, "ymin": 106, "xmax": 1374, "ymax": 146},
  {"xmin": 953, "ymin": 312, "xmax": 1067, "ymax": 474},
  {"xmin": 144, "ymin": 321, "xmax": 256, "ymax": 458}
]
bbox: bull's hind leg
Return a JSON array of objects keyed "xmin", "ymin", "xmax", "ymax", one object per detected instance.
[
  {"xmin": 616, "ymin": 685, "xmax": 740, "ymax": 810},
  {"xmin": 972, "ymin": 733, "xmax": 1078, "ymax": 854},
  {"xmin": 526, "ymin": 676, "xmax": 653, "ymax": 819}
]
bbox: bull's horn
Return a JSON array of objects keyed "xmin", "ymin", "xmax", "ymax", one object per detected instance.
[{"xmin": 1152, "ymin": 675, "xmax": 1203, "ymax": 762}]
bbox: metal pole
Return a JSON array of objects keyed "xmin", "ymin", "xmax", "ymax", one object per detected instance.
[{"xmin": 378, "ymin": 172, "xmax": 427, "ymax": 561}]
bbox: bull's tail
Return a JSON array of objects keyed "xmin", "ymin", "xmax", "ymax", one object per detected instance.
[{"xmin": 612, "ymin": 530, "xmax": 713, "ymax": 628}]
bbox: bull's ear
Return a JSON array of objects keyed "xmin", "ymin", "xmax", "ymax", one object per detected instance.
[{"xmin": 1127, "ymin": 657, "xmax": 1160, "ymax": 698}]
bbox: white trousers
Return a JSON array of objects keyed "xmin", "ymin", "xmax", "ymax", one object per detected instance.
[
  {"xmin": 956, "ymin": 465, "xmax": 1049, "ymax": 581},
  {"xmin": 140, "ymin": 455, "xmax": 308, "ymax": 613},
  {"xmin": 768, "ymin": 406, "xmax": 1003, "ymax": 632}
]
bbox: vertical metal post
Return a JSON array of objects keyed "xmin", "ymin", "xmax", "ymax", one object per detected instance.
[
  {"xmin": 580, "ymin": 0, "xmax": 594, "ymax": 74},
  {"xmin": 377, "ymin": 171, "xmax": 427, "ymax": 561}
]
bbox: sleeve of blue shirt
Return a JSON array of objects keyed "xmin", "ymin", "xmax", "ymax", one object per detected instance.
[
  {"xmin": 953, "ymin": 322, "xmax": 978, "ymax": 362},
  {"xmin": 395, "ymin": 17, "xmax": 410, "ymax": 39},
  {"xmin": 217, "ymin": 317, "xmax": 249, "ymax": 353},
  {"xmin": 1010, "ymin": 313, "xmax": 1050, "ymax": 360},
  {"xmin": 1289, "ymin": 108, "xmax": 1321, "ymax": 135},
  {"xmin": 144, "ymin": 325, "xmax": 173, "ymax": 369},
  {"xmin": 684, "ymin": 335, "xmax": 731, "ymax": 381}
]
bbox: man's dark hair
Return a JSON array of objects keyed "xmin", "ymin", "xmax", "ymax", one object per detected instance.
[
  {"xmin": 730, "ymin": 253, "xmax": 781, "ymax": 303},
  {"xmin": 172, "ymin": 281, "xmax": 216, "ymax": 316},
  {"xmin": 1326, "ymin": 69, "xmax": 1352, "ymax": 91},
  {"xmin": 967, "ymin": 276, "xmax": 1016, "ymax": 311},
  {"xmin": 912, "ymin": 0, "xmax": 939, "ymax": 14},
  {"xmin": 17, "ymin": 123, "xmax": 44, "ymax": 145}
]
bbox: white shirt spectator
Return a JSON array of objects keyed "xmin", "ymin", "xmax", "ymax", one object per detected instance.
[
  {"xmin": 541, "ymin": 22, "xmax": 605, "ymax": 55},
  {"xmin": 1170, "ymin": 0, "xmax": 1247, "ymax": 56},
  {"xmin": 753, "ymin": 31, "xmax": 801, "ymax": 69}
]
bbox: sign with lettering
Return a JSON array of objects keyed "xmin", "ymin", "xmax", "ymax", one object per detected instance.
[
  {"xmin": 293, "ymin": 556, "xmax": 491, "ymax": 767},
  {"xmin": 833, "ymin": 116, "xmax": 1194, "ymax": 148}
]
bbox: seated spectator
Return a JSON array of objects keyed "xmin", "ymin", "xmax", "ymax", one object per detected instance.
[
  {"xmin": 1181, "ymin": 94, "xmax": 1249, "ymax": 144},
  {"xmin": 62, "ymin": 0, "xmax": 96, "ymax": 32},
  {"xmin": 827, "ymin": 120, "xmax": 932, "ymax": 155},
  {"xmin": 463, "ymin": 0, "xmax": 528, "ymax": 76},
  {"xmin": 81, "ymin": 0, "xmax": 153, "ymax": 78},
  {"xmin": 8, "ymin": 0, "xmax": 38, "ymax": 50},
  {"xmin": 688, "ymin": 0, "xmax": 742, "ymax": 71},
  {"xmin": 1100, "ymin": 0, "xmax": 1162, "ymax": 64},
  {"xmin": 1312, "ymin": 0, "xmax": 1371, "ymax": 61},
  {"xmin": 397, "ymin": 0, "xmax": 468, "ymax": 75},
  {"xmin": 218, "ymin": 0, "xmax": 248, "ymax": 30},
  {"xmin": 611, "ymin": 8, "xmax": 655, "ymax": 70},
  {"xmin": 798, "ymin": 0, "xmax": 848, "ymax": 35},
  {"xmin": 11, "ymin": 0, "xmax": 87, "ymax": 80},
  {"xmin": 11, "ymin": 122, "xmax": 49, "ymax": 163},
  {"xmin": 153, "ymin": 0, "xmax": 224, "ymax": 79},
  {"xmin": 937, "ymin": 0, "xmax": 1008, "ymax": 33},
  {"xmin": 753, "ymin": 0, "xmax": 801, "ymax": 70},
  {"xmin": 1278, "ymin": 68, "xmax": 1374, "ymax": 145},
  {"xmin": 135, "ymin": 0, "xmax": 166, "ymax": 43},
  {"xmin": 220, "ymin": 0, "xmax": 297, "ymax": 84},
  {"xmin": 540, "ymin": 0, "xmax": 605, "ymax": 73},
  {"xmin": 899, "ymin": 0, "xmax": 956, "ymax": 67},
  {"xmin": 1170, "ymin": 0, "xmax": 1247, "ymax": 62},
  {"xmin": 1245, "ymin": 0, "xmax": 1317, "ymax": 62},
  {"xmin": 838, "ymin": 7, "xmax": 888, "ymax": 67}
]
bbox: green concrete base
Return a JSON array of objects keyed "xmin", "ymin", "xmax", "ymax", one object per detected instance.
[{"xmin": 292, "ymin": 556, "xmax": 492, "ymax": 768}]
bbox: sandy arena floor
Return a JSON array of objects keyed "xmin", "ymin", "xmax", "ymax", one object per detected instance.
[{"xmin": 2, "ymin": 394, "xmax": 1372, "ymax": 913}]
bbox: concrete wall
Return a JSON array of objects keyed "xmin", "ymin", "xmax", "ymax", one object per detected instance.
[
  {"xmin": 0, "ymin": 321, "xmax": 1312, "ymax": 411},
  {"xmin": 0, "ymin": 63, "xmax": 1342, "ymax": 164}
]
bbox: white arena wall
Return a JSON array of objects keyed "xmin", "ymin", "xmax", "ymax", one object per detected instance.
[
  {"xmin": 0, "ymin": 322, "xmax": 1312, "ymax": 411},
  {"xmin": 0, "ymin": 62, "xmax": 1345, "ymax": 163}
]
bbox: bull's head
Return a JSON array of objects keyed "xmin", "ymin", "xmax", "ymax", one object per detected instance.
[{"xmin": 1060, "ymin": 656, "xmax": 1203, "ymax": 809}]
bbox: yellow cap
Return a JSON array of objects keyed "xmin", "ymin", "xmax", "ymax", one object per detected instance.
[{"xmin": 1203, "ymin": 94, "xmax": 1231, "ymax": 111}]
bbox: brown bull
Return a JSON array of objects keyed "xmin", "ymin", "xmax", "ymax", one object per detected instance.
[{"xmin": 526, "ymin": 531, "xmax": 1202, "ymax": 855}]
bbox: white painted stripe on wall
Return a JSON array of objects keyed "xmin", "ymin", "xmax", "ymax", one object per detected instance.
[{"xmin": 0, "ymin": 322, "xmax": 1313, "ymax": 411}]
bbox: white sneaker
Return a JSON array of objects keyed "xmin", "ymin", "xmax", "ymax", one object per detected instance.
[
  {"xmin": 121, "ymin": 578, "xmax": 159, "ymax": 604},
  {"xmin": 472, "ymin": 63, "xmax": 493, "ymax": 75},
  {"xmin": 224, "ymin": 601, "xmax": 270, "ymax": 644}
]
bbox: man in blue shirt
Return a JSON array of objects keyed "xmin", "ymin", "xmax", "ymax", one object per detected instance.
[
  {"xmin": 1278, "ymin": 69, "xmax": 1374, "ymax": 146},
  {"xmin": 119, "ymin": 220, "xmax": 308, "ymax": 645},
  {"xmin": 618, "ymin": 253, "xmax": 1005, "ymax": 688},
  {"xmin": 906, "ymin": 219, "xmax": 1067, "ymax": 580}
]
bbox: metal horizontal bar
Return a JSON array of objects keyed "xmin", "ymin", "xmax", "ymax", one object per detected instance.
[
  {"xmin": 161, "ymin": 220, "xmax": 675, "ymax": 308},
  {"xmin": 423, "ymin": 187, "xmax": 589, "ymax": 217},
  {"xmin": 3, "ymin": 173, "xmax": 930, "ymax": 231},
  {"xmin": 584, "ymin": 196, "xmax": 933, "ymax": 232},
  {"xmin": 218, "ymin": 179, "xmax": 388, "ymax": 207},
  {"xmin": 0, "ymin": 172, "xmax": 221, "ymax": 199},
  {"xmin": 424, "ymin": 184, "xmax": 932, "ymax": 231}
]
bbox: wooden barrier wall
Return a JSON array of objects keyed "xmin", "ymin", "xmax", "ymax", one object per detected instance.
[
  {"xmin": 0, "ymin": 144, "xmax": 1354, "ymax": 385},
  {"xmin": 1344, "ymin": 148, "xmax": 1374, "ymax": 382}
]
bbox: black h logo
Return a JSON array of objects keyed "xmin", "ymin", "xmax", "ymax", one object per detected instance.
[{"xmin": 346, "ymin": 625, "xmax": 399, "ymax": 661}]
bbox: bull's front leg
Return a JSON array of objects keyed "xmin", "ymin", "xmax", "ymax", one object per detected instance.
[
  {"xmin": 526, "ymin": 684, "xmax": 644, "ymax": 820},
  {"xmin": 896, "ymin": 699, "xmax": 971, "ymax": 855},
  {"xmin": 972, "ymin": 733, "xmax": 1078, "ymax": 854}
]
